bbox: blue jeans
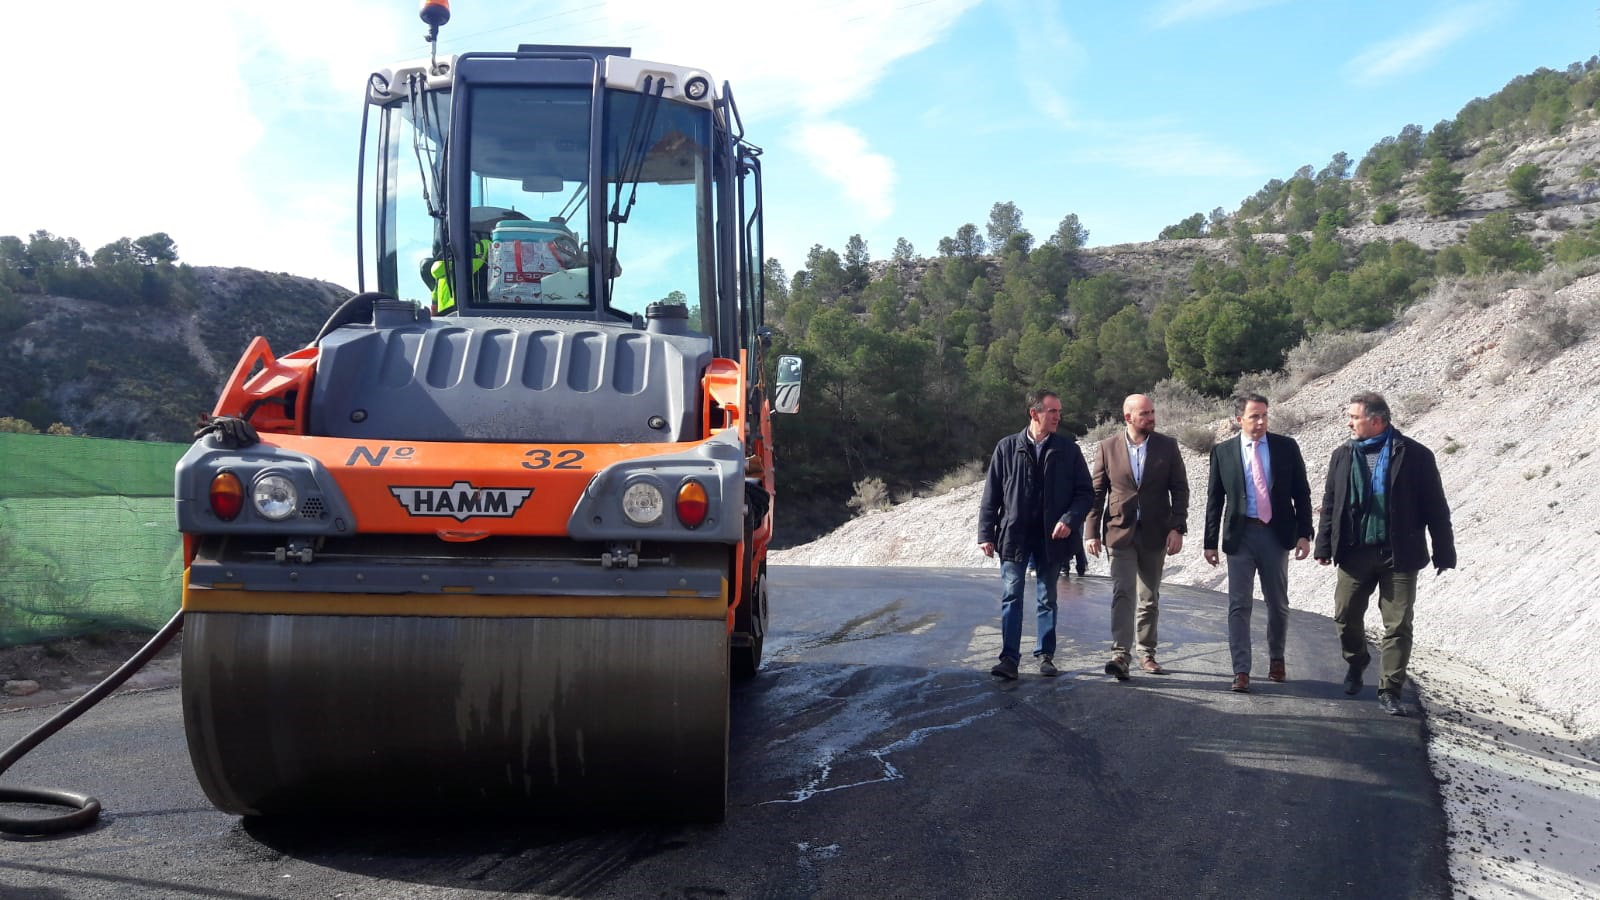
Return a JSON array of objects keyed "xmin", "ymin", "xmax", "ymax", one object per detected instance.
[{"xmin": 999, "ymin": 547, "xmax": 1060, "ymax": 663}]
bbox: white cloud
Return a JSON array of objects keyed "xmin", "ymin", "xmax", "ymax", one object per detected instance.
[
  {"xmin": 795, "ymin": 122, "xmax": 896, "ymax": 222},
  {"xmin": 1147, "ymin": 0, "xmax": 1287, "ymax": 29},
  {"xmin": 7, "ymin": 6, "xmax": 255, "ymax": 259},
  {"xmin": 1344, "ymin": 3, "xmax": 1500, "ymax": 87},
  {"xmin": 1073, "ymin": 125, "xmax": 1262, "ymax": 178},
  {"xmin": 3, "ymin": 2, "xmax": 416, "ymax": 285},
  {"xmin": 589, "ymin": 0, "xmax": 983, "ymax": 120},
  {"xmin": 996, "ymin": 0, "xmax": 1086, "ymax": 128}
]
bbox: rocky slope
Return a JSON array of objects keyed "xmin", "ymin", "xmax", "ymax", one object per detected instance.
[{"xmin": 1, "ymin": 268, "xmax": 348, "ymax": 440}]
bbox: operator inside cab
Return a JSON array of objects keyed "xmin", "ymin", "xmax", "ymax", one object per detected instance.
[{"xmin": 428, "ymin": 208, "xmax": 600, "ymax": 315}]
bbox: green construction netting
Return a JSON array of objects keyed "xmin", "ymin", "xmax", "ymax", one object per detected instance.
[{"xmin": 1, "ymin": 432, "xmax": 187, "ymax": 646}]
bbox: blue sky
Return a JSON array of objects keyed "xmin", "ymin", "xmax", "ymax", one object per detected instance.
[{"xmin": 6, "ymin": 1, "xmax": 1599, "ymax": 289}]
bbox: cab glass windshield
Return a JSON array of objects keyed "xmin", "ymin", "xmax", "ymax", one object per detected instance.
[
  {"xmin": 599, "ymin": 89, "xmax": 714, "ymax": 323},
  {"xmin": 369, "ymin": 81, "xmax": 714, "ymax": 322}
]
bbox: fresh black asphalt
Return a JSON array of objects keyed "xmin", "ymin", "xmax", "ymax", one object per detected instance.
[{"xmin": 0, "ymin": 565, "xmax": 1449, "ymax": 898}]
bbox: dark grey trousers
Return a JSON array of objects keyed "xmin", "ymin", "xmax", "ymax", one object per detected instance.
[{"xmin": 1226, "ymin": 522, "xmax": 1290, "ymax": 675}]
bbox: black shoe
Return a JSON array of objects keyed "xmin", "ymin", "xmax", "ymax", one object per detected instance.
[
  {"xmin": 991, "ymin": 658, "xmax": 1019, "ymax": 680},
  {"xmin": 1378, "ymin": 691, "xmax": 1407, "ymax": 716},
  {"xmin": 1104, "ymin": 655, "xmax": 1130, "ymax": 681},
  {"xmin": 1343, "ymin": 663, "xmax": 1365, "ymax": 696},
  {"xmin": 1076, "ymin": 567, "xmax": 1087, "ymax": 578},
  {"xmin": 1038, "ymin": 655, "xmax": 1059, "ymax": 677}
]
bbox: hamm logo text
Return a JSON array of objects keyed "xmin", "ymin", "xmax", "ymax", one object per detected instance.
[{"xmin": 390, "ymin": 482, "xmax": 534, "ymax": 521}]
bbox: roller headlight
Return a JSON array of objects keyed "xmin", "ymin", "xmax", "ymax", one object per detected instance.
[
  {"xmin": 622, "ymin": 481, "xmax": 664, "ymax": 525},
  {"xmin": 252, "ymin": 474, "xmax": 299, "ymax": 521}
]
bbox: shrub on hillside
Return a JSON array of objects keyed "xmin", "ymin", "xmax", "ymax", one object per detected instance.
[
  {"xmin": 1508, "ymin": 163, "xmax": 1544, "ymax": 208},
  {"xmin": 1433, "ymin": 246, "xmax": 1467, "ymax": 276},
  {"xmin": 1268, "ymin": 406, "xmax": 1307, "ymax": 435},
  {"xmin": 1397, "ymin": 392, "xmax": 1439, "ymax": 421},
  {"xmin": 1462, "ymin": 212, "xmax": 1543, "ymax": 275},
  {"xmin": 1372, "ymin": 203, "xmax": 1400, "ymax": 225},
  {"xmin": 1084, "ymin": 417, "xmax": 1122, "ymax": 444},
  {"xmin": 1552, "ymin": 228, "xmax": 1600, "ymax": 265},
  {"xmin": 1231, "ymin": 370, "xmax": 1286, "ymax": 402},
  {"xmin": 1502, "ymin": 298, "xmax": 1588, "ymax": 367},
  {"xmin": 1174, "ymin": 422, "xmax": 1216, "ymax": 454},
  {"xmin": 1430, "ymin": 272, "xmax": 1523, "ymax": 310},
  {"xmin": 1280, "ymin": 330, "xmax": 1381, "ymax": 389},
  {"xmin": 1150, "ymin": 378, "xmax": 1224, "ymax": 425},
  {"xmin": 847, "ymin": 477, "xmax": 892, "ymax": 514},
  {"xmin": 930, "ymin": 460, "xmax": 986, "ymax": 496}
]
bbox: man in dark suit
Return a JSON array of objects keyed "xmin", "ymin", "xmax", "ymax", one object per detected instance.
[
  {"xmin": 1203, "ymin": 393, "xmax": 1314, "ymax": 693},
  {"xmin": 978, "ymin": 389, "xmax": 1094, "ymax": 680},
  {"xmin": 1085, "ymin": 393, "xmax": 1189, "ymax": 680},
  {"xmin": 1315, "ymin": 391, "xmax": 1455, "ymax": 716}
]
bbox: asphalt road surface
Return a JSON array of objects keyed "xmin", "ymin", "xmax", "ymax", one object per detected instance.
[{"xmin": 0, "ymin": 565, "xmax": 1449, "ymax": 898}]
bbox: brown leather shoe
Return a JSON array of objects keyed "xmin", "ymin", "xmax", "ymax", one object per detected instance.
[
  {"xmin": 1231, "ymin": 673, "xmax": 1250, "ymax": 693},
  {"xmin": 1268, "ymin": 658, "xmax": 1286, "ymax": 682},
  {"xmin": 1140, "ymin": 656, "xmax": 1166, "ymax": 675}
]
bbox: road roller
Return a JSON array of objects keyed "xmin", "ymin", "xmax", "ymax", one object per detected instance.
[{"xmin": 172, "ymin": 4, "xmax": 800, "ymax": 821}]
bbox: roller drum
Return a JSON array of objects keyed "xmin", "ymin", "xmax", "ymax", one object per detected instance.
[{"xmin": 181, "ymin": 611, "xmax": 729, "ymax": 820}]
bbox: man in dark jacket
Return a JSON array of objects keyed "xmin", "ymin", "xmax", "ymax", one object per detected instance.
[
  {"xmin": 978, "ymin": 390, "xmax": 1094, "ymax": 680},
  {"xmin": 1315, "ymin": 391, "xmax": 1456, "ymax": 716},
  {"xmin": 1203, "ymin": 393, "xmax": 1314, "ymax": 693}
]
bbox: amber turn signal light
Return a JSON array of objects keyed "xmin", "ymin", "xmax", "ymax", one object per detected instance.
[
  {"xmin": 675, "ymin": 480, "xmax": 709, "ymax": 529},
  {"xmin": 209, "ymin": 471, "xmax": 245, "ymax": 521}
]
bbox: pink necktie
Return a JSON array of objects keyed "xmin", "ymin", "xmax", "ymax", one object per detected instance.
[{"xmin": 1251, "ymin": 440, "xmax": 1272, "ymax": 524}]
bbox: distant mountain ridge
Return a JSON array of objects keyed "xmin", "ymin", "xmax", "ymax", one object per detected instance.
[{"xmin": 0, "ymin": 268, "xmax": 347, "ymax": 441}]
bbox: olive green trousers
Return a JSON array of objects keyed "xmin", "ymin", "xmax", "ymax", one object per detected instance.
[{"xmin": 1332, "ymin": 545, "xmax": 1418, "ymax": 695}]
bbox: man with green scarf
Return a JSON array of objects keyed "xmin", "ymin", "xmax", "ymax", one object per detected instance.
[{"xmin": 1314, "ymin": 391, "xmax": 1455, "ymax": 716}]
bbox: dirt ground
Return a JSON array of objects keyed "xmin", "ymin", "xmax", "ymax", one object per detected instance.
[{"xmin": 0, "ymin": 631, "xmax": 182, "ymax": 712}]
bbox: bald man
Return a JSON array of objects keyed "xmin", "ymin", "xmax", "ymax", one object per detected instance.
[{"xmin": 1085, "ymin": 394, "xmax": 1190, "ymax": 680}]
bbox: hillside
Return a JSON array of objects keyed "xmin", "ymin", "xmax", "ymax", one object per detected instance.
[
  {"xmin": 773, "ymin": 266, "xmax": 1600, "ymax": 742},
  {"xmin": 0, "ymin": 268, "xmax": 348, "ymax": 441}
]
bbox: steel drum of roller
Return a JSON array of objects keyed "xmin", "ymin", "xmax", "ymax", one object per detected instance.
[{"xmin": 181, "ymin": 610, "xmax": 729, "ymax": 820}]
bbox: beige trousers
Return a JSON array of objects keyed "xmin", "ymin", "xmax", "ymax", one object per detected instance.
[{"xmin": 1108, "ymin": 542, "xmax": 1166, "ymax": 659}]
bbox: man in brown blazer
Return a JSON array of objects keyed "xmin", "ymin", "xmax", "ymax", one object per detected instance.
[{"xmin": 1085, "ymin": 394, "xmax": 1190, "ymax": 680}]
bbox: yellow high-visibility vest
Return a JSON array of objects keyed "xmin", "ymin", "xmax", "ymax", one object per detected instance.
[{"xmin": 430, "ymin": 239, "xmax": 490, "ymax": 314}]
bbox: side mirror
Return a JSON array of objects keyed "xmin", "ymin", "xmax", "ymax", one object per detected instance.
[{"xmin": 773, "ymin": 355, "xmax": 802, "ymax": 414}]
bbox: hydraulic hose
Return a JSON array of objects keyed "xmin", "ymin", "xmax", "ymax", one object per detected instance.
[
  {"xmin": 0, "ymin": 610, "xmax": 185, "ymax": 836},
  {"xmin": 312, "ymin": 291, "xmax": 389, "ymax": 345}
]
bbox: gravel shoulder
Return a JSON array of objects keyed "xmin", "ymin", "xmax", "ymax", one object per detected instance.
[{"xmin": 2, "ymin": 632, "xmax": 182, "ymax": 712}]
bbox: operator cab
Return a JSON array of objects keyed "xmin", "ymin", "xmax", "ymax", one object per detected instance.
[{"xmin": 359, "ymin": 44, "xmax": 763, "ymax": 359}]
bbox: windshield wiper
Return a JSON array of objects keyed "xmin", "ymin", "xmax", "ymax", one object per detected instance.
[{"xmin": 607, "ymin": 76, "xmax": 666, "ymax": 227}]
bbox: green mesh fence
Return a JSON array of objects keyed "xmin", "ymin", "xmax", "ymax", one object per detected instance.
[{"xmin": 1, "ymin": 432, "xmax": 187, "ymax": 646}]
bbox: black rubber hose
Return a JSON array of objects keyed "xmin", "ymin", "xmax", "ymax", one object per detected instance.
[
  {"xmin": 0, "ymin": 610, "xmax": 185, "ymax": 836},
  {"xmin": 312, "ymin": 291, "xmax": 390, "ymax": 345}
]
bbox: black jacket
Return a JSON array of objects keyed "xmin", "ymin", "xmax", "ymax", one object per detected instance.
[
  {"xmin": 978, "ymin": 429, "xmax": 1093, "ymax": 567},
  {"xmin": 1314, "ymin": 429, "xmax": 1456, "ymax": 572},
  {"xmin": 1204, "ymin": 432, "xmax": 1314, "ymax": 555}
]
